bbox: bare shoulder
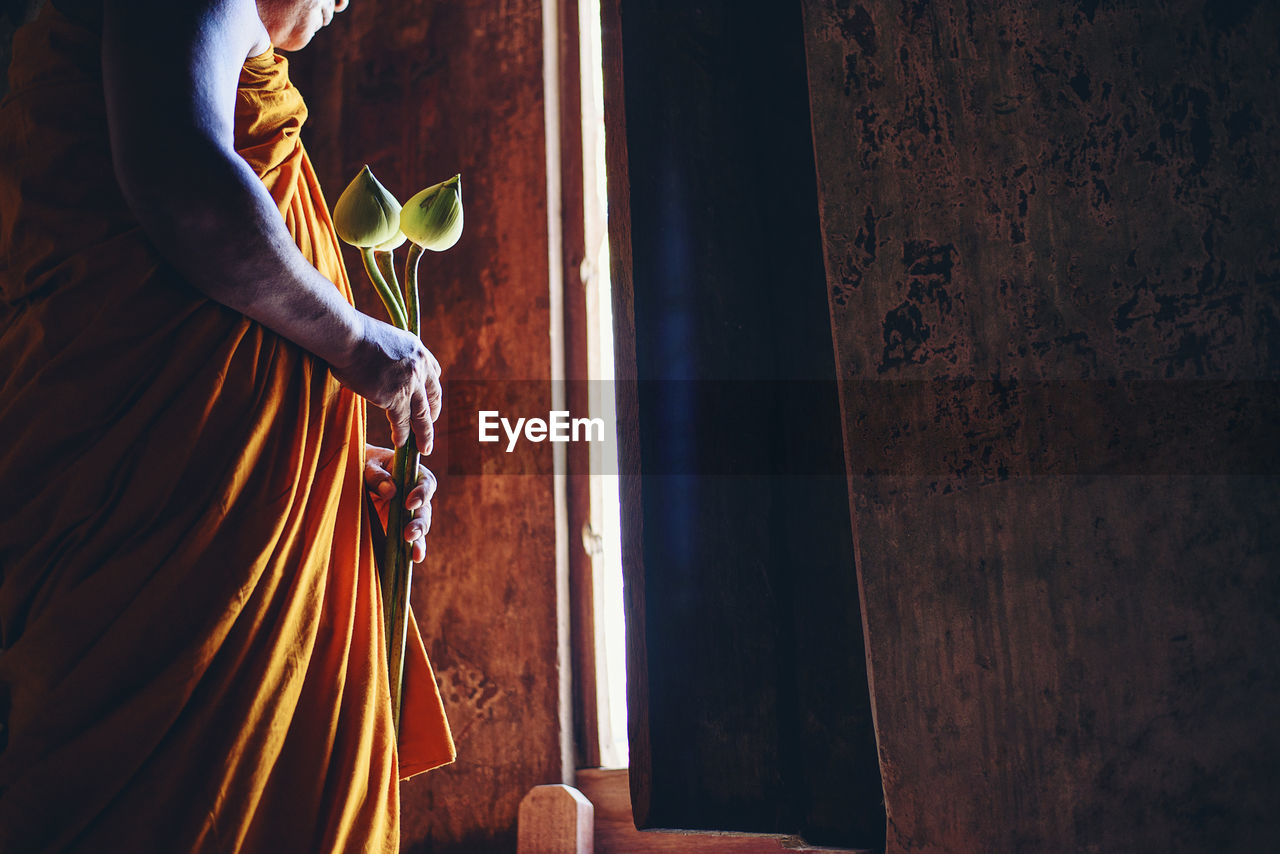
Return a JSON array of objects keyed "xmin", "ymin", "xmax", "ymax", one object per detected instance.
[
  {"xmin": 100, "ymin": 0, "xmax": 274, "ymax": 148},
  {"xmin": 101, "ymin": 0, "xmax": 269, "ymax": 63}
]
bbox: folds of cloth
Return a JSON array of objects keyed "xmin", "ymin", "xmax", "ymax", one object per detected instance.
[{"xmin": 0, "ymin": 7, "xmax": 454, "ymax": 853}]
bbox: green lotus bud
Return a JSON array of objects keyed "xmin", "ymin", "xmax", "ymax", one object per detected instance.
[
  {"xmin": 401, "ymin": 174, "xmax": 463, "ymax": 252},
  {"xmin": 333, "ymin": 165, "xmax": 401, "ymax": 248},
  {"xmin": 375, "ymin": 230, "xmax": 407, "ymax": 252}
]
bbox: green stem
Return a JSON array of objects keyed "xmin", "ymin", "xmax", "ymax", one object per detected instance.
[
  {"xmin": 403, "ymin": 244, "xmax": 424, "ymax": 337},
  {"xmin": 373, "ymin": 250, "xmax": 402, "ymax": 319},
  {"xmin": 362, "ymin": 247, "xmax": 408, "ymax": 330},
  {"xmin": 363, "ymin": 246, "xmax": 424, "ymax": 737},
  {"xmin": 381, "ymin": 435, "xmax": 420, "ymax": 737}
]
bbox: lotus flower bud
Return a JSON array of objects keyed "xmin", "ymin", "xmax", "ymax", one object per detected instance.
[
  {"xmin": 375, "ymin": 230, "xmax": 407, "ymax": 252},
  {"xmin": 401, "ymin": 174, "xmax": 463, "ymax": 252},
  {"xmin": 333, "ymin": 165, "xmax": 402, "ymax": 248}
]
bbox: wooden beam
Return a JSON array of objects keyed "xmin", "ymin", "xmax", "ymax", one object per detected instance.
[
  {"xmin": 518, "ymin": 785, "xmax": 595, "ymax": 854},
  {"xmin": 576, "ymin": 770, "xmax": 871, "ymax": 854}
]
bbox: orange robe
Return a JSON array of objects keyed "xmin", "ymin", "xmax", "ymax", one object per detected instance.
[{"xmin": 0, "ymin": 7, "xmax": 454, "ymax": 853}]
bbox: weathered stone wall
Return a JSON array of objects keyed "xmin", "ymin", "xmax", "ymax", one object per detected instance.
[{"xmin": 803, "ymin": 0, "xmax": 1280, "ymax": 851}]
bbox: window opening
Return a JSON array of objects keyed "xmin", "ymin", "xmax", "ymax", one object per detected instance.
[{"xmin": 579, "ymin": 0, "xmax": 628, "ymax": 770}]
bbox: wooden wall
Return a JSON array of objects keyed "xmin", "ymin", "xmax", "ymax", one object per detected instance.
[
  {"xmin": 291, "ymin": 2, "xmax": 567, "ymax": 851},
  {"xmin": 802, "ymin": 1, "xmax": 1280, "ymax": 851}
]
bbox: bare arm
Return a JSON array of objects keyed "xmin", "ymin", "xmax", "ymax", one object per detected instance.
[{"xmin": 100, "ymin": 0, "xmax": 439, "ymax": 450}]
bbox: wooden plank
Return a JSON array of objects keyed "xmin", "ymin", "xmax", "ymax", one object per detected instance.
[
  {"xmin": 577, "ymin": 770, "xmax": 869, "ymax": 854},
  {"xmin": 518, "ymin": 785, "xmax": 595, "ymax": 854}
]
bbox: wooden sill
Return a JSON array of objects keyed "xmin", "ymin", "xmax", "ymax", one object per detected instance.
[{"xmin": 574, "ymin": 769, "xmax": 869, "ymax": 853}]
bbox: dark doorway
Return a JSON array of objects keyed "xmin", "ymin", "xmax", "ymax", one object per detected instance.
[{"xmin": 603, "ymin": 0, "xmax": 886, "ymax": 848}]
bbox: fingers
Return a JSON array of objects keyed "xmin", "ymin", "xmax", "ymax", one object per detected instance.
[
  {"xmin": 410, "ymin": 386, "xmax": 434, "ymax": 454},
  {"xmin": 405, "ymin": 465, "xmax": 438, "ymax": 511},
  {"xmin": 425, "ymin": 352, "xmax": 443, "ymax": 423},
  {"xmin": 387, "ymin": 399, "xmax": 412, "ymax": 451},
  {"xmin": 363, "ymin": 444, "xmax": 396, "ymax": 498},
  {"xmin": 367, "ymin": 453, "xmax": 436, "ymax": 564},
  {"xmin": 413, "ymin": 349, "xmax": 442, "ymax": 453},
  {"xmin": 402, "ymin": 465, "xmax": 436, "ymax": 563},
  {"xmin": 365, "ymin": 444, "xmax": 395, "ymax": 467},
  {"xmin": 403, "ymin": 508, "xmax": 431, "ymax": 563},
  {"xmin": 394, "ymin": 346, "xmax": 440, "ymax": 454}
]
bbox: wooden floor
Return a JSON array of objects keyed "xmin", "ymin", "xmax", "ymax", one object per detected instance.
[{"xmin": 574, "ymin": 769, "xmax": 869, "ymax": 854}]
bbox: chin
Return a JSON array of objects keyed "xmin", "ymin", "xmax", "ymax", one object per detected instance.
[{"xmin": 275, "ymin": 28, "xmax": 319, "ymax": 52}]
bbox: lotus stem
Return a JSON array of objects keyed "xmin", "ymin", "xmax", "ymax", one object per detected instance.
[
  {"xmin": 404, "ymin": 244, "xmax": 424, "ymax": 337},
  {"xmin": 382, "ymin": 435, "xmax": 419, "ymax": 736},
  {"xmin": 362, "ymin": 243, "xmax": 417, "ymax": 735},
  {"xmin": 361, "ymin": 247, "xmax": 408, "ymax": 330},
  {"xmin": 373, "ymin": 250, "xmax": 401, "ymax": 320},
  {"xmin": 378, "ymin": 246, "xmax": 426, "ymax": 737}
]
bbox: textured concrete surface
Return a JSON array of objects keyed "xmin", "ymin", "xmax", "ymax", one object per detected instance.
[{"xmin": 803, "ymin": 0, "xmax": 1280, "ymax": 851}]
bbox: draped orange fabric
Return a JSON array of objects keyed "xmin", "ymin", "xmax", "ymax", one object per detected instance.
[{"xmin": 0, "ymin": 7, "xmax": 454, "ymax": 853}]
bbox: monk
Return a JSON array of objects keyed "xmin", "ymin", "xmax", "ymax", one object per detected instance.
[{"xmin": 0, "ymin": 0, "xmax": 455, "ymax": 851}]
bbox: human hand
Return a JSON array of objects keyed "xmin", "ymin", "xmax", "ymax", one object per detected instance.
[
  {"xmin": 364, "ymin": 444, "xmax": 436, "ymax": 563},
  {"xmin": 332, "ymin": 314, "xmax": 442, "ymax": 453}
]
